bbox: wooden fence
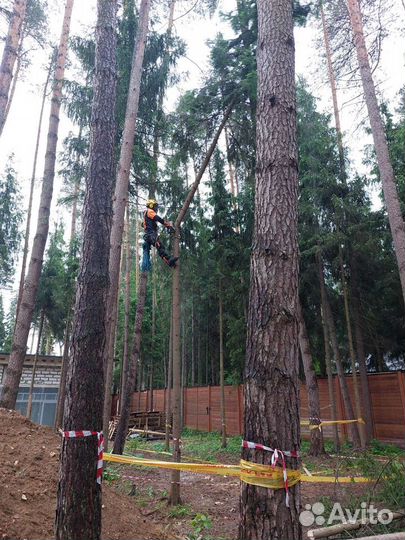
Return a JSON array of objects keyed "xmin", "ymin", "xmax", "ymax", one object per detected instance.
[{"xmin": 112, "ymin": 371, "xmax": 405, "ymax": 446}]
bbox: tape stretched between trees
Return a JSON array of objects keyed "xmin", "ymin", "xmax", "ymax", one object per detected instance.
[
  {"xmin": 301, "ymin": 418, "xmax": 366, "ymax": 431},
  {"xmin": 103, "ymin": 453, "xmax": 372, "ymax": 486}
]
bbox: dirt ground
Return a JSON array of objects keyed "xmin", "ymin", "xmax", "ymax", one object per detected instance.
[
  {"xmin": 109, "ymin": 452, "xmax": 372, "ymax": 540},
  {"xmin": 0, "ymin": 408, "xmax": 176, "ymax": 540},
  {"xmin": 0, "ymin": 408, "xmax": 395, "ymax": 540}
]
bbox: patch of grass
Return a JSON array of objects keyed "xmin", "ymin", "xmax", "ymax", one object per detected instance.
[
  {"xmin": 357, "ymin": 453, "xmax": 405, "ymax": 510},
  {"xmin": 168, "ymin": 504, "xmax": 193, "ymax": 518},
  {"xmin": 369, "ymin": 439, "xmax": 405, "ymax": 458},
  {"xmin": 103, "ymin": 465, "xmax": 121, "ymax": 484},
  {"xmin": 179, "ymin": 428, "xmax": 241, "ymax": 462}
]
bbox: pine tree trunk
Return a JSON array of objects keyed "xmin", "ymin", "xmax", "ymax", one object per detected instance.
[
  {"xmin": 319, "ymin": 299, "xmax": 340, "ymax": 451},
  {"xmin": 298, "ymin": 303, "xmax": 325, "ymax": 456},
  {"xmin": 169, "ymin": 103, "xmax": 234, "ymax": 505},
  {"xmin": 239, "ymin": 3, "xmax": 301, "ymax": 538},
  {"xmin": 15, "ymin": 53, "xmax": 54, "ymax": 328},
  {"xmin": 120, "ymin": 205, "xmax": 132, "ymax": 414},
  {"xmin": 191, "ymin": 299, "xmax": 195, "ymax": 386},
  {"xmin": 26, "ymin": 310, "xmax": 44, "ymax": 420},
  {"xmin": 320, "ymin": 1, "xmax": 345, "ymax": 177},
  {"xmin": 317, "ymin": 251, "xmax": 361, "ymax": 448},
  {"xmin": 102, "ymin": 0, "xmax": 150, "ymax": 440},
  {"xmin": 350, "ymin": 256, "xmax": 374, "ymax": 442},
  {"xmin": 0, "ymin": 0, "xmax": 27, "ymax": 135},
  {"xmin": 0, "ymin": 0, "xmax": 74, "ymax": 410},
  {"xmin": 113, "ymin": 271, "xmax": 148, "ymax": 455},
  {"xmin": 2, "ymin": 15, "xmax": 24, "ymax": 130},
  {"xmin": 219, "ymin": 286, "xmax": 227, "ymax": 448},
  {"xmin": 347, "ymin": 0, "xmax": 405, "ymax": 307},
  {"xmin": 55, "ymin": 0, "xmax": 117, "ymax": 537},
  {"xmin": 165, "ymin": 313, "xmax": 173, "ymax": 452},
  {"xmin": 55, "ymin": 314, "xmax": 71, "ymax": 429},
  {"xmin": 104, "ymin": 246, "xmax": 124, "ymax": 446},
  {"xmin": 55, "ymin": 126, "xmax": 82, "ymax": 429},
  {"xmin": 339, "ymin": 246, "xmax": 366, "ymax": 448}
]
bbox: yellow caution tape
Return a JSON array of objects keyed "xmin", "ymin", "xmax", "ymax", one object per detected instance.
[
  {"xmin": 130, "ymin": 446, "xmax": 215, "ymax": 464},
  {"xmin": 104, "ymin": 453, "xmax": 372, "ymax": 487},
  {"xmin": 301, "ymin": 418, "xmax": 365, "ymax": 430}
]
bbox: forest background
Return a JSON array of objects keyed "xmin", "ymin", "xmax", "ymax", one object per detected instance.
[{"xmin": 0, "ymin": 0, "xmax": 404, "ymax": 394}]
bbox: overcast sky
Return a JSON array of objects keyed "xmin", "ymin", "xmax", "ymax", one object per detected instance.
[{"xmin": 0, "ymin": 0, "xmax": 404, "ymax": 316}]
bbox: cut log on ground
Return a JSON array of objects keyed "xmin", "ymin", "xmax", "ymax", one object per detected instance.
[{"xmin": 307, "ymin": 511, "xmax": 405, "ymax": 539}]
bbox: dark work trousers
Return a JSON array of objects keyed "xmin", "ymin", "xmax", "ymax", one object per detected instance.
[{"xmin": 143, "ymin": 232, "xmax": 171, "ymax": 265}]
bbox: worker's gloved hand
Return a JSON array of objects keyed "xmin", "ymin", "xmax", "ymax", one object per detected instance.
[{"xmin": 164, "ymin": 222, "xmax": 175, "ymax": 234}]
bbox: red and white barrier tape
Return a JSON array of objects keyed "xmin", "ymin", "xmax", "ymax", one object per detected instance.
[
  {"xmin": 61, "ymin": 430, "xmax": 104, "ymax": 485},
  {"xmin": 242, "ymin": 440, "xmax": 299, "ymax": 507}
]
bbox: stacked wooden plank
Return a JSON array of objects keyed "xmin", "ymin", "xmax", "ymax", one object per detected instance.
[{"xmin": 109, "ymin": 410, "xmax": 170, "ymax": 440}]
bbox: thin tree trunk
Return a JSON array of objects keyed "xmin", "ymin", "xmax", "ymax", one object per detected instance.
[
  {"xmin": 0, "ymin": 0, "xmax": 27, "ymax": 135},
  {"xmin": 55, "ymin": 314, "xmax": 71, "ymax": 429},
  {"xmin": 104, "ymin": 242, "xmax": 125, "ymax": 447},
  {"xmin": 347, "ymin": 0, "xmax": 405, "ymax": 307},
  {"xmin": 320, "ymin": 304, "xmax": 340, "ymax": 451},
  {"xmin": 320, "ymin": 2, "xmax": 345, "ymax": 178},
  {"xmin": 351, "ymin": 256, "xmax": 374, "ymax": 442},
  {"xmin": 26, "ymin": 310, "xmax": 44, "ymax": 420},
  {"xmin": 165, "ymin": 312, "xmax": 173, "ymax": 452},
  {"xmin": 219, "ymin": 285, "xmax": 227, "ymax": 448},
  {"xmin": 55, "ymin": 0, "xmax": 117, "ymax": 537},
  {"xmin": 239, "ymin": 2, "xmax": 301, "ymax": 537},
  {"xmin": 54, "ymin": 125, "xmax": 83, "ymax": 430},
  {"xmin": 317, "ymin": 251, "xmax": 361, "ymax": 448},
  {"xmin": 2, "ymin": 16, "xmax": 24, "ymax": 129},
  {"xmin": 15, "ymin": 52, "xmax": 54, "ymax": 328},
  {"xmin": 113, "ymin": 271, "xmax": 148, "ymax": 455},
  {"xmin": 191, "ymin": 299, "xmax": 195, "ymax": 386},
  {"xmin": 120, "ymin": 205, "xmax": 132, "ymax": 414},
  {"xmin": 135, "ymin": 198, "xmax": 140, "ymax": 289},
  {"xmin": 103, "ymin": 0, "xmax": 150, "ymax": 442},
  {"xmin": 298, "ymin": 302, "xmax": 325, "ymax": 456},
  {"xmin": 339, "ymin": 246, "xmax": 366, "ymax": 448},
  {"xmin": 0, "ymin": 0, "xmax": 74, "ymax": 410},
  {"xmin": 169, "ymin": 102, "xmax": 234, "ymax": 505},
  {"xmin": 180, "ymin": 317, "xmax": 185, "ymax": 430}
]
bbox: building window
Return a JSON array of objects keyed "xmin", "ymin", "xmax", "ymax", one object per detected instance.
[{"xmin": 15, "ymin": 387, "xmax": 59, "ymax": 426}]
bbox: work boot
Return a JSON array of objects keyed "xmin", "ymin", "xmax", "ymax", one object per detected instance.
[{"xmin": 168, "ymin": 256, "xmax": 179, "ymax": 268}]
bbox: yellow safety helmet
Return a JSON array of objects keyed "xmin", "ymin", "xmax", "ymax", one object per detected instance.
[{"xmin": 146, "ymin": 198, "xmax": 158, "ymax": 209}]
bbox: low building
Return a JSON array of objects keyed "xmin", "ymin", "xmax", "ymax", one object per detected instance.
[{"xmin": 0, "ymin": 353, "xmax": 62, "ymax": 426}]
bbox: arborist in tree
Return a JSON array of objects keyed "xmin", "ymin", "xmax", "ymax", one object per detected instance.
[{"xmin": 143, "ymin": 198, "xmax": 178, "ymax": 268}]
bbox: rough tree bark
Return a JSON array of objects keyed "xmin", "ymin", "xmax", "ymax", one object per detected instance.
[
  {"xmin": 55, "ymin": 0, "xmax": 117, "ymax": 538},
  {"xmin": 239, "ymin": 2, "xmax": 301, "ymax": 538},
  {"xmin": 113, "ymin": 271, "xmax": 148, "ymax": 455},
  {"xmin": 298, "ymin": 302, "xmax": 325, "ymax": 456},
  {"xmin": 0, "ymin": 0, "xmax": 27, "ymax": 135},
  {"xmin": 347, "ymin": 0, "xmax": 405, "ymax": 307},
  {"xmin": 0, "ymin": 0, "xmax": 74, "ymax": 410},
  {"xmin": 169, "ymin": 102, "xmax": 234, "ymax": 505},
  {"xmin": 102, "ymin": 0, "xmax": 151, "ymax": 445}
]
